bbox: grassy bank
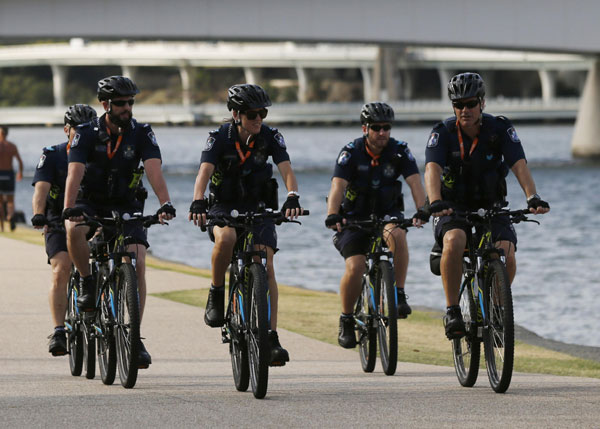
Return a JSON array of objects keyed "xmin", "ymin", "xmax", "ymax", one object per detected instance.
[{"xmin": 4, "ymin": 226, "xmax": 599, "ymax": 378}]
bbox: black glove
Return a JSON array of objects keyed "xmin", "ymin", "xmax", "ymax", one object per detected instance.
[
  {"xmin": 157, "ymin": 201, "xmax": 176, "ymax": 217},
  {"xmin": 412, "ymin": 209, "xmax": 430, "ymax": 223},
  {"xmin": 527, "ymin": 195, "xmax": 549, "ymax": 210},
  {"xmin": 189, "ymin": 199, "xmax": 208, "ymax": 215},
  {"xmin": 31, "ymin": 214, "xmax": 48, "ymax": 227},
  {"xmin": 62, "ymin": 207, "xmax": 83, "ymax": 220},
  {"xmin": 429, "ymin": 200, "xmax": 452, "ymax": 215},
  {"xmin": 281, "ymin": 195, "xmax": 300, "ymax": 212},
  {"xmin": 325, "ymin": 214, "xmax": 343, "ymax": 228}
]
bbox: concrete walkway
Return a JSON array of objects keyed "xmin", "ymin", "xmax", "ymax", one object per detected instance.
[{"xmin": 1, "ymin": 235, "xmax": 598, "ymax": 428}]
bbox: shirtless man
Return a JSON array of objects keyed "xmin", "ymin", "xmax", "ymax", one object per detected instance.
[{"xmin": 0, "ymin": 126, "xmax": 24, "ymax": 231}]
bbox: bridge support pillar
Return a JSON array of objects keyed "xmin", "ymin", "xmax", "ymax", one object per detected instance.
[
  {"xmin": 51, "ymin": 64, "xmax": 67, "ymax": 107},
  {"xmin": 539, "ymin": 69, "xmax": 556, "ymax": 102},
  {"xmin": 244, "ymin": 67, "xmax": 262, "ymax": 84},
  {"xmin": 438, "ymin": 68, "xmax": 452, "ymax": 100},
  {"xmin": 572, "ymin": 59, "xmax": 600, "ymax": 158},
  {"xmin": 121, "ymin": 65, "xmax": 138, "ymax": 81},
  {"xmin": 296, "ymin": 66, "xmax": 308, "ymax": 103},
  {"xmin": 179, "ymin": 65, "xmax": 195, "ymax": 107},
  {"xmin": 360, "ymin": 66, "xmax": 373, "ymax": 102}
]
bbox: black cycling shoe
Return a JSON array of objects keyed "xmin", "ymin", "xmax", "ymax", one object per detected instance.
[
  {"xmin": 338, "ymin": 315, "xmax": 357, "ymax": 349},
  {"xmin": 204, "ymin": 286, "xmax": 225, "ymax": 327},
  {"xmin": 138, "ymin": 340, "xmax": 152, "ymax": 369},
  {"xmin": 268, "ymin": 330, "xmax": 289, "ymax": 366},
  {"xmin": 444, "ymin": 306, "xmax": 466, "ymax": 339},
  {"xmin": 48, "ymin": 330, "xmax": 67, "ymax": 356},
  {"xmin": 9, "ymin": 216, "xmax": 16, "ymax": 231},
  {"xmin": 397, "ymin": 288, "xmax": 412, "ymax": 319},
  {"xmin": 77, "ymin": 275, "xmax": 96, "ymax": 312}
]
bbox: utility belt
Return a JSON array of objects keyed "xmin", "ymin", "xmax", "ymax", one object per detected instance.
[{"xmin": 209, "ymin": 177, "xmax": 278, "ymax": 210}]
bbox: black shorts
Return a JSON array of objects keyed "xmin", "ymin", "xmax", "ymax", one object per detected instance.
[
  {"xmin": 207, "ymin": 203, "xmax": 277, "ymax": 251},
  {"xmin": 45, "ymin": 226, "xmax": 67, "ymax": 262},
  {"xmin": 433, "ymin": 214, "xmax": 517, "ymax": 250},
  {"xmin": 333, "ymin": 211, "xmax": 405, "ymax": 259},
  {"xmin": 76, "ymin": 199, "xmax": 149, "ymax": 248},
  {"xmin": 0, "ymin": 170, "xmax": 15, "ymax": 195}
]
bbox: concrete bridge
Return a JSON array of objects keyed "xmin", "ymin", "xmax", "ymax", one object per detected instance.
[{"xmin": 0, "ymin": 0, "xmax": 599, "ymax": 156}]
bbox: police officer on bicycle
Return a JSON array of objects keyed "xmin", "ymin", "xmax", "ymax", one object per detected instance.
[
  {"xmin": 424, "ymin": 72, "xmax": 550, "ymax": 340},
  {"xmin": 189, "ymin": 84, "xmax": 302, "ymax": 366},
  {"xmin": 63, "ymin": 76, "xmax": 176, "ymax": 367},
  {"xmin": 32, "ymin": 104, "xmax": 97, "ymax": 356},
  {"xmin": 325, "ymin": 102, "xmax": 428, "ymax": 349}
]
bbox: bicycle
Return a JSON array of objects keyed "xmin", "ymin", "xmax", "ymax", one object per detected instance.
[
  {"xmin": 345, "ymin": 215, "xmax": 414, "ymax": 376},
  {"xmin": 73, "ymin": 211, "xmax": 163, "ymax": 388},
  {"xmin": 207, "ymin": 208, "xmax": 308, "ymax": 399},
  {"xmin": 450, "ymin": 206, "xmax": 539, "ymax": 393}
]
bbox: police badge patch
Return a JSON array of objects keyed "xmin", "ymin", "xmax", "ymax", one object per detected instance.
[
  {"xmin": 383, "ymin": 163, "xmax": 395, "ymax": 178},
  {"xmin": 123, "ymin": 145, "xmax": 135, "ymax": 160},
  {"xmin": 71, "ymin": 133, "xmax": 81, "ymax": 148},
  {"xmin": 274, "ymin": 132, "xmax": 286, "ymax": 148},
  {"xmin": 507, "ymin": 127, "xmax": 520, "ymax": 143},
  {"xmin": 147, "ymin": 131, "xmax": 158, "ymax": 146},
  {"xmin": 204, "ymin": 136, "xmax": 215, "ymax": 151},
  {"xmin": 37, "ymin": 154, "xmax": 46, "ymax": 169},
  {"xmin": 337, "ymin": 151, "xmax": 351, "ymax": 166},
  {"xmin": 427, "ymin": 132, "xmax": 439, "ymax": 148}
]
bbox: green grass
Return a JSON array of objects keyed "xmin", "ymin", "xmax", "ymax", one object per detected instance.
[{"xmin": 154, "ymin": 286, "xmax": 600, "ymax": 379}]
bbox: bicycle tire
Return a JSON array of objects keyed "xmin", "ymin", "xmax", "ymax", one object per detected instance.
[
  {"xmin": 356, "ymin": 277, "xmax": 376, "ymax": 373},
  {"xmin": 82, "ymin": 323, "xmax": 96, "ymax": 379},
  {"xmin": 97, "ymin": 266, "xmax": 116, "ymax": 385},
  {"xmin": 483, "ymin": 259, "xmax": 514, "ymax": 393},
  {"xmin": 115, "ymin": 263, "xmax": 140, "ymax": 389},
  {"xmin": 376, "ymin": 261, "xmax": 397, "ymax": 376},
  {"xmin": 246, "ymin": 263, "xmax": 269, "ymax": 399},
  {"xmin": 67, "ymin": 269, "xmax": 83, "ymax": 377},
  {"xmin": 229, "ymin": 265, "xmax": 249, "ymax": 392},
  {"xmin": 452, "ymin": 277, "xmax": 481, "ymax": 387}
]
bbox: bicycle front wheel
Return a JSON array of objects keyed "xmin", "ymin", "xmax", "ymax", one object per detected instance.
[
  {"xmin": 229, "ymin": 265, "xmax": 249, "ymax": 392},
  {"xmin": 356, "ymin": 277, "xmax": 376, "ymax": 373},
  {"xmin": 376, "ymin": 261, "xmax": 397, "ymax": 376},
  {"xmin": 246, "ymin": 263, "xmax": 269, "ymax": 399},
  {"xmin": 483, "ymin": 259, "xmax": 514, "ymax": 393},
  {"xmin": 97, "ymin": 266, "xmax": 116, "ymax": 385},
  {"xmin": 452, "ymin": 277, "xmax": 481, "ymax": 387},
  {"xmin": 66, "ymin": 268, "xmax": 83, "ymax": 377},
  {"xmin": 82, "ymin": 323, "xmax": 96, "ymax": 379},
  {"xmin": 115, "ymin": 263, "xmax": 140, "ymax": 389}
]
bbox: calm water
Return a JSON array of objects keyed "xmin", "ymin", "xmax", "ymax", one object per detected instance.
[{"xmin": 8, "ymin": 124, "xmax": 600, "ymax": 347}]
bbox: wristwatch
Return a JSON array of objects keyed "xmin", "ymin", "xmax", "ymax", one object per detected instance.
[
  {"xmin": 287, "ymin": 191, "xmax": 300, "ymax": 197},
  {"xmin": 527, "ymin": 193, "xmax": 540, "ymax": 202}
]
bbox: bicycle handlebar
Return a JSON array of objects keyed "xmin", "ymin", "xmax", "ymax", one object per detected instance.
[
  {"xmin": 77, "ymin": 212, "xmax": 166, "ymax": 230},
  {"xmin": 452, "ymin": 207, "xmax": 539, "ymax": 225},
  {"xmin": 206, "ymin": 209, "xmax": 310, "ymax": 228},
  {"xmin": 342, "ymin": 215, "xmax": 414, "ymax": 231}
]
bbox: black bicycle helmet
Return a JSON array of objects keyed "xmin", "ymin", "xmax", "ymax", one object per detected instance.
[
  {"xmin": 227, "ymin": 84, "xmax": 272, "ymax": 111},
  {"xmin": 447, "ymin": 72, "xmax": 485, "ymax": 100},
  {"xmin": 97, "ymin": 75, "xmax": 140, "ymax": 101},
  {"xmin": 64, "ymin": 104, "xmax": 97, "ymax": 126},
  {"xmin": 360, "ymin": 102, "xmax": 395, "ymax": 124}
]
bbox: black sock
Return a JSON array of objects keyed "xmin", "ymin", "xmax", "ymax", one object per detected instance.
[
  {"xmin": 55, "ymin": 326, "xmax": 65, "ymax": 332},
  {"xmin": 211, "ymin": 284, "xmax": 224, "ymax": 291},
  {"xmin": 341, "ymin": 312, "xmax": 353, "ymax": 319}
]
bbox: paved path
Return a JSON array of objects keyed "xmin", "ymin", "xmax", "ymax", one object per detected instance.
[{"xmin": 1, "ymin": 235, "xmax": 599, "ymax": 428}]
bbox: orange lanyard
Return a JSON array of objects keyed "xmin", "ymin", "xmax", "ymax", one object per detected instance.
[
  {"xmin": 235, "ymin": 140, "xmax": 254, "ymax": 165},
  {"xmin": 456, "ymin": 119, "xmax": 479, "ymax": 160},
  {"xmin": 365, "ymin": 143, "xmax": 380, "ymax": 166},
  {"xmin": 105, "ymin": 126, "xmax": 123, "ymax": 160}
]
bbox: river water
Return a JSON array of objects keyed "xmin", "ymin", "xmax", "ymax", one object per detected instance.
[{"xmin": 8, "ymin": 123, "xmax": 600, "ymax": 347}]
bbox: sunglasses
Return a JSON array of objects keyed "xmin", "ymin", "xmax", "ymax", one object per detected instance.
[
  {"xmin": 369, "ymin": 124, "xmax": 392, "ymax": 132},
  {"xmin": 243, "ymin": 109, "xmax": 268, "ymax": 120},
  {"xmin": 452, "ymin": 99, "xmax": 479, "ymax": 110},
  {"xmin": 111, "ymin": 99, "xmax": 135, "ymax": 107}
]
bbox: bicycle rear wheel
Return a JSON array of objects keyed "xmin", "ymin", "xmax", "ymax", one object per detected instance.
[
  {"xmin": 452, "ymin": 277, "xmax": 481, "ymax": 387},
  {"xmin": 66, "ymin": 268, "xmax": 83, "ymax": 377},
  {"xmin": 246, "ymin": 263, "xmax": 269, "ymax": 399},
  {"xmin": 376, "ymin": 261, "xmax": 397, "ymax": 376},
  {"xmin": 229, "ymin": 265, "xmax": 249, "ymax": 392},
  {"xmin": 483, "ymin": 259, "xmax": 514, "ymax": 393},
  {"xmin": 115, "ymin": 263, "xmax": 140, "ymax": 389},
  {"xmin": 356, "ymin": 277, "xmax": 376, "ymax": 373},
  {"xmin": 97, "ymin": 266, "xmax": 116, "ymax": 385}
]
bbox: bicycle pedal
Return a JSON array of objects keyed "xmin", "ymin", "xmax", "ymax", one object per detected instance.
[
  {"xmin": 138, "ymin": 364, "xmax": 150, "ymax": 370},
  {"xmin": 269, "ymin": 361, "xmax": 286, "ymax": 367}
]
